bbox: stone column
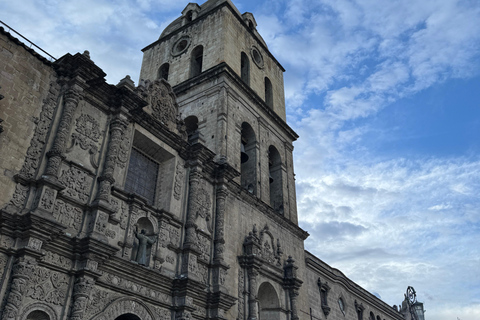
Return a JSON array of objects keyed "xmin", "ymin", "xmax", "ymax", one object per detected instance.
[
  {"xmin": 184, "ymin": 166, "xmax": 202, "ymax": 248},
  {"xmin": 70, "ymin": 276, "xmax": 95, "ymax": 320},
  {"xmin": 1, "ymin": 258, "xmax": 36, "ymax": 320},
  {"xmin": 289, "ymin": 289, "xmax": 300, "ymax": 320},
  {"xmin": 247, "ymin": 268, "xmax": 259, "ymax": 320},
  {"xmin": 283, "ymin": 256, "xmax": 302, "ymax": 320},
  {"xmin": 45, "ymin": 87, "xmax": 83, "ymax": 178},
  {"xmin": 95, "ymin": 116, "xmax": 129, "ymax": 202}
]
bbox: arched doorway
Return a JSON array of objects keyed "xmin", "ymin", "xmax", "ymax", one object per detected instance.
[
  {"xmin": 26, "ymin": 310, "xmax": 50, "ymax": 320},
  {"xmin": 257, "ymin": 282, "xmax": 281, "ymax": 320},
  {"xmin": 115, "ymin": 314, "xmax": 141, "ymax": 320}
]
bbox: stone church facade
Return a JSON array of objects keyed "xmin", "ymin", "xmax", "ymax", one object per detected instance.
[{"xmin": 0, "ymin": 1, "xmax": 414, "ymax": 320}]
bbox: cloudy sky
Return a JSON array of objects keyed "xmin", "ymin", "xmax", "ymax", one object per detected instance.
[{"xmin": 1, "ymin": 0, "xmax": 479, "ymax": 319}]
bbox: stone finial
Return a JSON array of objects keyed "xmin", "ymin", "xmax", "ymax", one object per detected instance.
[
  {"xmin": 117, "ymin": 75, "xmax": 135, "ymax": 90},
  {"xmin": 83, "ymin": 50, "xmax": 90, "ymax": 59}
]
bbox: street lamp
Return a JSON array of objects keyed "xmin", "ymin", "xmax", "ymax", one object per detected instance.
[{"xmin": 405, "ymin": 286, "xmax": 425, "ymax": 320}]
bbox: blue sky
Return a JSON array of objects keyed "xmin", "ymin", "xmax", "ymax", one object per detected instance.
[{"xmin": 1, "ymin": 0, "xmax": 480, "ymax": 319}]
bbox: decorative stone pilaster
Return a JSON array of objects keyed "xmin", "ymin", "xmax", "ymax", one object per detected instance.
[
  {"xmin": 45, "ymin": 87, "xmax": 83, "ymax": 178},
  {"xmin": 1, "ymin": 258, "xmax": 36, "ymax": 320},
  {"xmin": 247, "ymin": 268, "xmax": 259, "ymax": 320},
  {"xmin": 283, "ymin": 256, "xmax": 303, "ymax": 320},
  {"xmin": 95, "ymin": 116, "xmax": 129, "ymax": 202},
  {"xmin": 184, "ymin": 166, "xmax": 202, "ymax": 248},
  {"xmin": 70, "ymin": 276, "xmax": 95, "ymax": 320},
  {"xmin": 213, "ymin": 185, "xmax": 227, "ymax": 262}
]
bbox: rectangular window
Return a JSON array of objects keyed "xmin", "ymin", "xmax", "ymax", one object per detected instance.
[{"xmin": 125, "ymin": 147, "xmax": 159, "ymax": 204}]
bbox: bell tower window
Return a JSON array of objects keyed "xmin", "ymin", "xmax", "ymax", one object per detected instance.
[
  {"xmin": 241, "ymin": 122, "xmax": 257, "ymax": 195},
  {"xmin": 268, "ymin": 145, "xmax": 283, "ymax": 213},
  {"xmin": 265, "ymin": 77, "xmax": 273, "ymax": 109},
  {"xmin": 241, "ymin": 52, "xmax": 250, "ymax": 85},
  {"xmin": 190, "ymin": 45, "xmax": 203, "ymax": 78},
  {"xmin": 158, "ymin": 63, "xmax": 169, "ymax": 81}
]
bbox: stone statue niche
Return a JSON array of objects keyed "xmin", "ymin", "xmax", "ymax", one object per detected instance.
[{"xmin": 132, "ymin": 217, "xmax": 157, "ymax": 266}]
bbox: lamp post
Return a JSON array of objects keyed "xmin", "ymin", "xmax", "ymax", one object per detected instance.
[{"xmin": 405, "ymin": 286, "xmax": 425, "ymax": 320}]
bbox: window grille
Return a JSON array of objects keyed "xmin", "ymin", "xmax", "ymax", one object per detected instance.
[{"xmin": 125, "ymin": 148, "xmax": 159, "ymax": 204}]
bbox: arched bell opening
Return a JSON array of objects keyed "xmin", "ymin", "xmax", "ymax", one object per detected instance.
[
  {"xmin": 190, "ymin": 45, "xmax": 203, "ymax": 78},
  {"xmin": 241, "ymin": 52, "xmax": 250, "ymax": 85},
  {"xmin": 268, "ymin": 145, "xmax": 283, "ymax": 214},
  {"xmin": 257, "ymin": 282, "xmax": 281, "ymax": 320},
  {"xmin": 115, "ymin": 314, "xmax": 142, "ymax": 320},
  {"xmin": 158, "ymin": 63, "xmax": 169, "ymax": 81},
  {"xmin": 240, "ymin": 122, "xmax": 257, "ymax": 195},
  {"xmin": 184, "ymin": 115, "xmax": 199, "ymax": 141}
]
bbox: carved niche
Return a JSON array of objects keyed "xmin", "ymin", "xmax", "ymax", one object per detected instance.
[{"xmin": 243, "ymin": 224, "xmax": 283, "ymax": 267}]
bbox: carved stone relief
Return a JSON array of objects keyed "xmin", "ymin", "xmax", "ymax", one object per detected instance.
[
  {"xmin": 143, "ymin": 79, "xmax": 178, "ymax": 130},
  {"xmin": 39, "ymin": 188, "xmax": 55, "ymax": 211},
  {"xmin": 26, "ymin": 238, "xmax": 43, "ymax": 251},
  {"xmin": 154, "ymin": 306, "xmax": 171, "ymax": 320},
  {"xmin": 26, "ymin": 266, "xmax": 69, "ymax": 306},
  {"xmin": 67, "ymin": 113, "xmax": 102, "ymax": 168},
  {"xmin": 173, "ymin": 162, "xmax": 184, "ymax": 200},
  {"xmin": 90, "ymin": 298, "xmax": 154, "ymax": 320},
  {"xmin": 1, "ymin": 235, "xmax": 15, "ymax": 250},
  {"xmin": 0, "ymin": 253, "xmax": 8, "ymax": 279},
  {"xmin": 53, "ymin": 199, "xmax": 83, "ymax": 232},
  {"xmin": 58, "ymin": 165, "xmax": 92, "ymax": 204},
  {"xmin": 6, "ymin": 183, "xmax": 30, "ymax": 210},
  {"xmin": 42, "ymin": 251, "xmax": 72, "ymax": 270},
  {"xmin": 98, "ymin": 272, "xmax": 171, "ymax": 304},
  {"xmin": 19, "ymin": 82, "xmax": 59, "ymax": 179},
  {"xmin": 111, "ymin": 199, "xmax": 128, "ymax": 230},
  {"xmin": 115, "ymin": 127, "xmax": 131, "ymax": 169},
  {"xmin": 95, "ymin": 212, "xmax": 109, "ymax": 234},
  {"xmin": 105, "ymin": 229, "xmax": 116, "ymax": 239},
  {"xmin": 85, "ymin": 287, "xmax": 119, "ymax": 319},
  {"xmin": 197, "ymin": 263, "xmax": 208, "ymax": 285},
  {"xmin": 196, "ymin": 233, "xmax": 210, "ymax": 262},
  {"xmin": 194, "ymin": 188, "xmax": 211, "ymax": 220},
  {"xmin": 238, "ymin": 268, "xmax": 245, "ymax": 320}
]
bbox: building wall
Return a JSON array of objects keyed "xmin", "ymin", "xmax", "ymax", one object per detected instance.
[{"xmin": 0, "ymin": 29, "xmax": 57, "ymax": 206}]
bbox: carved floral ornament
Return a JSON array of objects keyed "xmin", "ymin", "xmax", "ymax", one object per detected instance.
[{"xmin": 141, "ymin": 79, "xmax": 179, "ymax": 130}]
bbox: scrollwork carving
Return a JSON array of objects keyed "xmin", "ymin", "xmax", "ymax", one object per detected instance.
[
  {"xmin": 173, "ymin": 162, "xmax": 184, "ymax": 200},
  {"xmin": 53, "ymin": 199, "xmax": 82, "ymax": 231},
  {"xmin": 58, "ymin": 165, "xmax": 92, "ymax": 204},
  {"xmin": 26, "ymin": 266, "xmax": 69, "ymax": 306}
]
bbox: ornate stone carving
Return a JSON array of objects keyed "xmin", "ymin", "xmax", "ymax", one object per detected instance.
[
  {"xmin": 43, "ymin": 251, "xmax": 72, "ymax": 269},
  {"xmin": 214, "ymin": 186, "xmax": 227, "ymax": 261},
  {"xmin": 6, "ymin": 183, "xmax": 30, "ymax": 210},
  {"xmin": 105, "ymin": 229, "xmax": 116, "ymax": 239},
  {"xmin": 72, "ymin": 114, "xmax": 101, "ymax": 149},
  {"xmin": 0, "ymin": 253, "xmax": 8, "ymax": 279},
  {"xmin": 196, "ymin": 233, "xmax": 210, "ymax": 262},
  {"xmin": 154, "ymin": 306, "xmax": 171, "ymax": 320},
  {"xmin": 19, "ymin": 82, "xmax": 59, "ymax": 179},
  {"xmin": 194, "ymin": 188, "xmax": 211, "ymax": 220},
  {"xmin": 53, "ymin": 199, "xmax": 83, "ymax": 231},
  {"xmin": 173, "ymin": 162, "xmax": 184, "ymax": 200},
  {"xmin": 58, "ymin": 165, "xmax": 92, "ymax": 204},
  {"xmin": 143, "ymin": 79, "xmax": 178, "ymax": 130},
  {"xmin": 70, "ymin": 277, "xmax": 95, "ymax": 320},
  {"xmin": 197, "ymin": 263, "xmax": 208, "ymax": 284},
  {"xmin": 95, "ymin": 212, "xmax": 109, "ymax": 234},
  {"xmin": 116, "ymin": 127, "xmax": 131, "ymax": 169},
  {"xmin": 168, "ymin": 225, "xmax": 180, "ymax": 247},
  {"xmin": 99, "ymin": 272, "xmax": 170, "ymax": 304},
  {"xmin": 95, "ymin": 117, "xmax": 129, "ymax": 201},
  {"xmin": 90, "ymin": 298, "xmax": 154, "ymax": 320},
  {"xmin": 26, "ymin": 238, "xmax": 43, "ymax": 251},
  {"xmin": 39, "ymin": 188, "xmax": 55, "ymax": 211},
  {"xmin": 112, "ymin": 199, "xmax": 128, "ymax": 229},
  {"xmin": 26, "ymin": 266, "xmax": 69, "ymax": 306},
  {"xmin": 85, "ymin": 288, "xmax": 119, "ymax": 319},
  {"xmin": 45, "ymin": 87, "xmax": 83, "ymax": 177},
  {"xmin": 2, "ymin": 258, "xmax": 36, "ymax": 320},
  {"xmin": 238, "ymin": 268, "xmax": 245, "ymax": 320},
  {"xmin": 1, "ymin": 235, "xmax": 15, "ymax": 250}
]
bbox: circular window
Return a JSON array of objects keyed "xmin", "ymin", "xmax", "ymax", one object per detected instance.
[
  {"xmin": 172, "ymin": 36, "xmax": 190, "ymax": 56},
  {"xmin": 251, "ymin": 47, "xmax": 264, "ymax": 68}
]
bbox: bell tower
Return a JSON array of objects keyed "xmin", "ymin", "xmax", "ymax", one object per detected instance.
[{"xmin": 140, "ymin": 0, "xmax": 299, "ymax": 223}]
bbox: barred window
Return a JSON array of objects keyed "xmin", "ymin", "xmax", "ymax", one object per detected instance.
[{"xmin": 125, "ymin": 148, "xmax": 159, "ymax": 204}]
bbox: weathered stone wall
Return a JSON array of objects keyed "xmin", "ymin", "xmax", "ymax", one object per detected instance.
[
  {"xmin": 0, "ymin": 30, "xmax": 57, "ymax": 206},
  {"xmin": 300, "ymin": 251, "xmax": 405, "ymax": 320}
]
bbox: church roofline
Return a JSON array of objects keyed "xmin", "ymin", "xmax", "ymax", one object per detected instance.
[
  {"xmin": 305, "ymin": 251, "xmax": 404, "ymax": 319},
  {"xmin": 141, "ymin": 0, "xmax": 286, "ymax": 73}
]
